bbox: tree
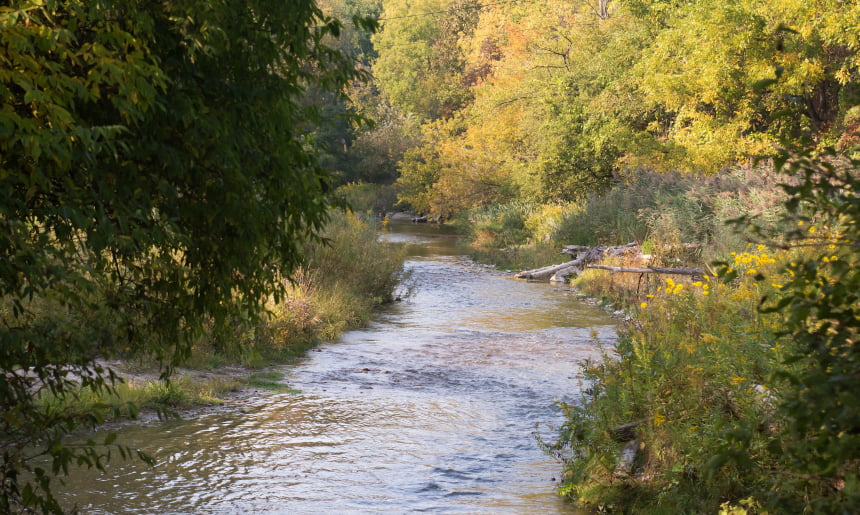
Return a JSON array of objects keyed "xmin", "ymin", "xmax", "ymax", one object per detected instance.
[
  {"xmin": 624, "ymin": 0, "xmax": 860, "ymax": 172},
  {"xmin": 0, "ymin": 1, "xmax": 365, "ymax": 511},
  {"xmin": 371, "ymin": 0, "xmax": 474, "ymax": 120}
]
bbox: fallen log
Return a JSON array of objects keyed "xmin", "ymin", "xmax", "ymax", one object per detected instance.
[
  {"xmin": 587, "ymin": 264, "xmax": 705, "ymax": 277},
  {"xmin": 515, "ymin": 243, "xmax": 641, "ymax": 282},
  {"xmin": 513, "ymin": 259, "xmax": 579, "ymax": 280}
]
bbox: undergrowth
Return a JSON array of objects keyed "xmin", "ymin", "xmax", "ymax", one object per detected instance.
[
  {"xmin": 462, "ymin": 153, "xmax": 859, "ymax": 512},
  {"xmin": 191, "ymin": 210, "xmax": 409, "ymax": 367},
  {"xmin": 554, "ymin": 151, "xmax": 860, "ymax": 513},
  {"xmin": 37, "ymin": 210, "xmax": 407, "ymax": 419}
]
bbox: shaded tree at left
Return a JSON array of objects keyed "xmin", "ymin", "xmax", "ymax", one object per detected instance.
[{"xmin": 0, "ymin": 1, "xmax": 365, "ymax": 511}]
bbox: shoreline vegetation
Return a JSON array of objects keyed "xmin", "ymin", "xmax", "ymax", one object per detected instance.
[
  {"xmin": 39, "ymin": 211, "xmax": 409, "ymax": 427},
  {"xmin": 4, "ymin": 0, "xmax": 859, "ymax": 511},
  {"xmin": 450, "ymin": 152, "xmax": 859, "ymax": 513}
]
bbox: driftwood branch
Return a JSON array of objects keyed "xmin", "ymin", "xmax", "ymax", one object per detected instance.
[
  {"xmin": 515, "ymin": 243, "xmax": 640, "ymax": 282},
  {"xmin": 587, "ymin": 265, "xmax": 705, "ymax": 277},
  {"xmin": 515, "ymin": 242, "xmax": 705, "ymax": 282},
  {"xmin": 609, "ymin": 419, "xmax": 646, "ymax": 442},
  {"xmin": 513, "ymin": 260, "xmax": 580, "ymax": 280}
]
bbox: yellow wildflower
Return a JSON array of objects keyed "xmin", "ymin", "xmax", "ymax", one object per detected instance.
[{"xmin": 701, "ymin": 333, "xmax": 719, "ymax": 344}]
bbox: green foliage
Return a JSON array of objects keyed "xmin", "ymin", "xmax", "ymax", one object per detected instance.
[
  {"xmin": 395, "ymin": 138, "xmax": 445, "ymax": 214},
  {"xmin": 200, "ymin": 212, "xmax": 409, "ymax": 363},
  {"xmin": 0, "ymin": 0, "xmax": 368, "ymax": 511},
  {"xmin": 343, "ymin": 102, "xmax": 423, "ymax": 184},
  {"xmin": 550, "ymin": 148, "xmax": 860, "ymax": 512},
  {"xmin": 372, "ymin": 0, "xmax": 473, "ymax": 119},
  {"xmin": 732, "ymin": 149, "xmax": 860, "ymax": 511},
  {"xmin": 337, "ymin": 181, "xmax": 400, "ymax": 216},
  {"xmin": 534, "ymin": 99, "xmax": 618, "ymax": 202}
]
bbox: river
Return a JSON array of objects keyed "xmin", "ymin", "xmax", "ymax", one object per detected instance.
[{"xmin": 58, "ymin": 223, "xmax": 616, "ymax": 513}]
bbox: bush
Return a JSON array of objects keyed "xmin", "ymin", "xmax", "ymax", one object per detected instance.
[
  {"xmin": 552, "ymin": 148, "xmax": 860, "ymax": 513},
  {"xmin": 336, "ymin": 182, "xmax": 400, "ymax": 217},
  {"xmin": 194, "ymin": 211, "xmax": 409, "ymax": 364},
  {"xmin": 455, "ymin": 201, "xmax": 535, "ymax": 249}
]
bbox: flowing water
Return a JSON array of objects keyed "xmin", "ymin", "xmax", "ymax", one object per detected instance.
[{"xmin": 59, "ymin": 223, "xmax": 616, "ymax": 514}]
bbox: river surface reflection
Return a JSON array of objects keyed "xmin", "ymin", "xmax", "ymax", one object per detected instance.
[{"xmin": 59, "ymin": 222, "xmax": 615, "ymax": 513}]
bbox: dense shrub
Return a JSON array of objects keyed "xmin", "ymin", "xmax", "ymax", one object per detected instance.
[
  {"xmin": 551, "ymin": 149, "xmax": 860, "ymax": 513},
  {"xmin": 553, "ymin": 168, "xmax": 788, "ymax": 259},
  {"xmin": 197, "ymin": 211, "xmax": 408, "ymax": 364}
]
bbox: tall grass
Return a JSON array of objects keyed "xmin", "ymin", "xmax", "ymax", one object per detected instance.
[
  {"xmin": 192, "ymin": 210, "xmax": 409, "ymax": 366},
  {"xmin": 553, "ymin": 167, "xmax": 788, "ymax": 260},
  {"xmin": 554, "ymin": 247, "xmax": 804, "ymax": 512},
  {"xmin": 456, "ymin": 166, "xmax": 788, "ymax": 272},
  {"xmin": 453, "ymin": 201, "xmax": 581, "ymax": 269}
]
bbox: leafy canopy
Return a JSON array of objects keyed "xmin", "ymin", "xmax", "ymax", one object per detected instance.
[{"xmin": 0, "ymin": 0, "xmax": 367, "ymax": 511}]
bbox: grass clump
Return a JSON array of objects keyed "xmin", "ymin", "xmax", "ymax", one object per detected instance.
[{"xmin": 191, "ymin": 210, "xmax": 408, "ymax": 367}]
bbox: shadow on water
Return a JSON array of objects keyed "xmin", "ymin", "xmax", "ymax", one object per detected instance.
[{"xmin": 58, "ymin": 221, "xmax": 614, "ymax": 514}]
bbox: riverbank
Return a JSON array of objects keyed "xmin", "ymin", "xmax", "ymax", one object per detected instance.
[
  {"xmin": 455, "ymin": 155, "xmax": 859, "ymax": 513},
  {"xmin": 48, "ymin": 212, "xmax": 409, "ymax": 426},
  {"xmin": 54, "ymin": 213, "xmax": 616, "ymax": 513}
]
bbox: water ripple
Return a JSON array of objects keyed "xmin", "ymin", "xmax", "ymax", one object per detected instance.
[{"xmin": 59, "ymin": 225, "xmax": 613, "ymax": 514}]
